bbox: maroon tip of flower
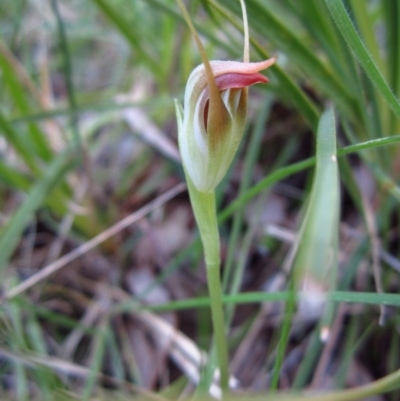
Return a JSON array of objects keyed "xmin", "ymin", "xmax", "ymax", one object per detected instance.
[
  {"xmin": 215, "ymin": 72, "xmax": 269, "ymax": 91},
  {"xmin": 204, "ymin": 100, "xmax": 209, "ymax": 131}
]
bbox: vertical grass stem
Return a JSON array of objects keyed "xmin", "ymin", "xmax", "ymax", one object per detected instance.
[{"xmin": 186, "ymin": 175, "xmax": 229, "ymax": 393}]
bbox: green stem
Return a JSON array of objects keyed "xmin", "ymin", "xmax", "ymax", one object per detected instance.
[{"xmin": 186, "ymin": 175, "xmax": 229, "ymax": 393}]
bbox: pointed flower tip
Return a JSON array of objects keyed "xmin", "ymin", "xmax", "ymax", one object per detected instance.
[
  {"xmin": 260, "ymin": 54, "xmax": 277, "ymax": 69},
  {"xmin": 209, "ymin": 55, "xmax": 276, "ymax": 78},
  {"xmin": 210, "ymin": 55, "xmax": 277, "ymax": 91},
  {"xmin": 215, "ymin": 72, "xmax": 268, "ymax": 91}
]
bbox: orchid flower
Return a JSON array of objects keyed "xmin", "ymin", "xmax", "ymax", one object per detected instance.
[
  {"xmin": 175, "ymin": 57, "xmax": 276, "ymax": 192},
  {"xmin": 174, "ymin": 0, "xmax": 276, "ymax": 391},
  {"xmin": 174, "ymin": 3, "xmax": 276, "ymax": 192}
]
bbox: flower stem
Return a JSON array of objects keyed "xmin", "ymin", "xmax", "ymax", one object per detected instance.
[{"xmin": 186, "ymin": 175, "xmax": 229, "ymax": 392}]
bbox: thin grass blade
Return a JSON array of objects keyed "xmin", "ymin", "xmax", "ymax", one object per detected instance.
[
  {"xmin": 89, "ymin": 0, "xmax": 158, "ymax": 74},
  {"xmin": 326, "ymin": 0, "xmax": 400, "ymax": 120},
  {"xmin": 0, "ymin": 150, "xmax": 75, "ymax": 273}
]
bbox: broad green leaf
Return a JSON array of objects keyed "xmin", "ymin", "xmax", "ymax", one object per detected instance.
[{"xmin": 291, "ymin": 107, "xmax": 339, "ymax": 322}]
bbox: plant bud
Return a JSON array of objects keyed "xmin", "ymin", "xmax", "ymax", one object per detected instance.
[{"xmin": 175, "ymin": 57, "xmax": 276, "ymax": 192}]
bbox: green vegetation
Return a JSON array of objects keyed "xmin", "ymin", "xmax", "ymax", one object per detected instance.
[{"xmin": 0, "ymin": 0, "xmax": 399, "ymax": 400}]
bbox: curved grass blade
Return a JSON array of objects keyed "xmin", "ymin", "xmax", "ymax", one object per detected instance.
[
  {"xmin": 285, "ymin": 0, "xmax": 349, "ymax": 82},
  {"xmin": 50, "ymin": 0, "xmax": 81, "ymax": 148},
  {"xmin": 220, "ymin": 132, "xmax": 400, "ymax": 224},
  {"xmin": 382, "ymin": 0, "xmax": 400, "ymax": 135},
  {"xmin": 218, "ymin": 0, "xmax": 358, "ymax": 121},
  {"xmin": 0, "ymin": 110, "xmax": 38, "ymax": 173},
  {"xmin": 326, "ymin": 0, "xmax": 400, "ymax": 120},
  {"xmin": 146, "ymin": 291, "xmax": 400, "ymax": 313},
  {"xmin": 0, "ymin": 162, "xmax": 30, "ymax": 190},
  {"xmin": 0, "ymin": 40, "xmax": 52, "ymax": 161},
  {"xmin": 0, "ymin": 150, "xmax": 76, "ymax": 273},
  {"xmin": 89, "ymin": 0, "xmax": 158, "ymax": 74}
]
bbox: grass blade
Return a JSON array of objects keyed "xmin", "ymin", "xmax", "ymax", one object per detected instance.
[
  {"xmin": 0, "ymin": 40, "xmax": 52, "ymax": 160},
  {"xmin": 220, "ymin": 0, "xmax": 358, "ymax": 121},
  {"xmin": 0, "ymin": 150, "xmax": 75, "ymax": 273},
  {"xmin": 89, "ymin": 0, "xmax": 158, "ymax": 73},
  {"xmin": 326, "ymin": 0, "xmax": 400, "ymax": 120},
  {"xmin": 291, "ymin": 107, "xmax": 340, "ymax": 327},
  {"xmin": 146, "ymin": 291, "xmax": 400, "ymax": 313},
  {"xmin": 382, "ymin": 0, "xmax": 400, "ymax": 135},
  {"xmin": 50, "ymin": 0, "xmax": 81, "ymax": 148},
  {"xmin": 0, "ymin": 110, "xmax": 38, "ymax": 173}
]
